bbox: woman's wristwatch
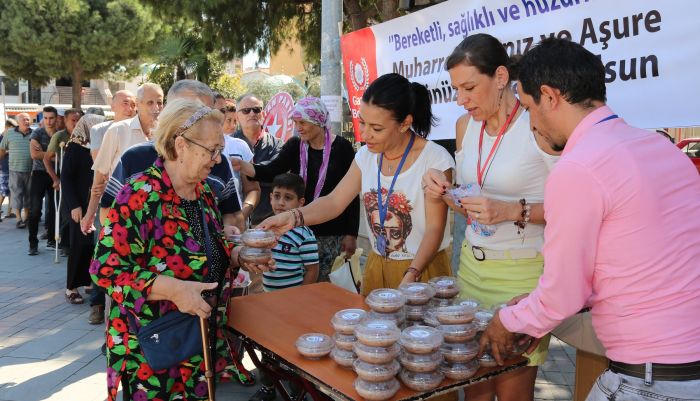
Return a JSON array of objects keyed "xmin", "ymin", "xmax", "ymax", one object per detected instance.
[{"xmin": 404, "ymin": 267, "xmax": 422, "ymax": 282}]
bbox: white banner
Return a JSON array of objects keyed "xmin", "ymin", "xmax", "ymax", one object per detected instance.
[{"xmin": 342, "ymin": 0, "xmax": 700, "ymax": 140}]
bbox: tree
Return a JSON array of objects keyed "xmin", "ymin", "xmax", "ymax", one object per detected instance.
[
  {"xmin": 210, "ymin": 74, "xmax": 248, "ymax": 101},
  {"xmin": 0, "ymin": 0, "xmax": 160, "ymax": 107},
  {"xmin": 343, "ymin": 0, "xmax": 402, "ymax": 31}
]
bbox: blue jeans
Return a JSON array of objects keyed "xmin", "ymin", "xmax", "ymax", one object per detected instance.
[
  {"xmin": 451, "ymin": 213, "xmax": 466, "ymax": 277},
  {"xmin": 586, "ymin": 370, "xmax": 700, "ymax": 401}
]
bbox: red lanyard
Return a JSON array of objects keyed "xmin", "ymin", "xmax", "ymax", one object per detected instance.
[{"xmin": 476, "ymin": 99, "xmax": 520, "ymax": 187}]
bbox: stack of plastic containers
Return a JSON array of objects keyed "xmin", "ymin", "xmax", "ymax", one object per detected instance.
[
  {"xmin": 364, "ymin": 288, "xmax": 408, "ymax": 329},
  {"xmin": 398, "ymin": 283, "xmax": 435, "ymax": 326},
  {"xmin": 353, "ymin": 319, "xmax": 402, "ymax": 400},
  {"xmin": 436, "ymin": 299, "xmax": 480, "ymax": 380},
  {"xmin": 473, "ymin": 306, "xmax": 496, "ymax": 367},
  {"xmin": 239, "ymin": 229, "xmax": 276, "ymax": 264},
  {"xmin": 398, "ymin": 325, "xmax": 445, "ymax": 391},
  {"xmin": 330, "ymin": 308, "xmax": 366, "ymax": 369},
  {"xmin": 295, "ymin": 333, "xmax": 334, "ymax": 360},
  {"xmin": 422, "ymin": 276, "xmax": 461, "ymax": 328}
]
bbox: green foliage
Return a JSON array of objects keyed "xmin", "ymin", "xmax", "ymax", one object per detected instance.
[
  {"xmin": 0, "ymin": 0, "xmax": 160, "ymax": 105},
  {"xmin": 210, "ymin": 74, "xmax": 248, "ymax": 101},
  {"xmin": 245, "ymin": 77, "xmax": 307, "ymax": 104}
]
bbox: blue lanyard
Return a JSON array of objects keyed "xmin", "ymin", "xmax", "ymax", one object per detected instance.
[
  {"xmin": 595, "ymin": 114, "xmax": 618, "ymax": 125},
  {"xmin": 377, "ymin": 134, "xmax": 415, "ymax": 231}
]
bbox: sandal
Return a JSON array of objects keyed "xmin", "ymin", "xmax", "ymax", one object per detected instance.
[{"xmin": 65, "ymin": 291, "xmax": 84, "ymax": 304}]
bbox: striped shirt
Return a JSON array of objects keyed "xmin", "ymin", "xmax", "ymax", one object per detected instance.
[
  {"xmin": 0, "ymin": 128, "xmax": 33, "ymax": 172},
  {"xmin": 263, "ymin": 226, "xmax": 319, "ymax": 292}
]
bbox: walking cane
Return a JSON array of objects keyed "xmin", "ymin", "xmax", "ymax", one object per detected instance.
[
  {"xmin": 200, "ymin": 316, "xmax": 216, "ymax": 401},
  {"xmin": 53, "ymin": 142, "xmax": 65, "ymax": 264}
]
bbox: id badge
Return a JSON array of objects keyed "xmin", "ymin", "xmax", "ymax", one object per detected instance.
[{"xmin": 376, "ymin": 234, "xmax": 387, "ymax": 256}]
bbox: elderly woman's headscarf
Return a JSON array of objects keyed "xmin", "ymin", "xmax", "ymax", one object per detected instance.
[
  {"xmin": 292, "ymin": 97, "xmax": 331, "ymax": 200},
  {"xmin": 71, "ymin": 114, "xmax": 106, "ymax": 148}
]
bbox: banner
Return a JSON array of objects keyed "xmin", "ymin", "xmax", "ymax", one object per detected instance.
[
  {"xmin": 342, "ymin": 0, "xmax": 700, "ymax": 141},
  {"xmin": 263, "ymin": 92, "xmax": 295, "ymax": 142}
]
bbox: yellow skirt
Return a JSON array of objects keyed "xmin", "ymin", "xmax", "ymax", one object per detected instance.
[
  {"xmin": 362, "ymin": 249, "xmax": 453, "ymax": 295},
  {"xmin": 457, "ymin": 240, "xmax": 550, "ymax": 366}
]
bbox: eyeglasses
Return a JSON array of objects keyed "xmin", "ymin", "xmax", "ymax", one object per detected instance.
[
  {"xmin": 181, "ymin": 135, "xmax": 224, "ymax": 161},
  {"xmin": 238, "ymin": 107, "xmax": 262, "ymax": 115}
]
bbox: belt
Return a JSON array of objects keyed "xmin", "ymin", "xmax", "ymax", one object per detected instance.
[
  {"xmin": 609, "ymin": 360, "xmax": 700, "ymax": 383},
  {"xmin": 471, "ymin": 245, "xmax": 539, "ymax": 261}
]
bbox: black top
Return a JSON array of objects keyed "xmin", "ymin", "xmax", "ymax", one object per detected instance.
[
  {"xmin": 60, "ymin": 143, "xmax": 94, "ymax": 214},
  {"xmin": 253, "ymin": 135, "xmax": 360, "ymax": 237}
]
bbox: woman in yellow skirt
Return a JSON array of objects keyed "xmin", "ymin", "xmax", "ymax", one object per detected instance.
[
  {"xmin": 423, "ymin": 34, "xmax": 560, "ymax": 401},
  {"xmin": 260, "ymin": 73, "xmax": 455, "ymax": 293}
]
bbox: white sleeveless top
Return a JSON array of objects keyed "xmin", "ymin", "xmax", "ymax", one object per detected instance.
[
  {"xmin": 356, "ymin": 141, "xmax": 455, "ymax": 260},
  {"xmin": 455, "ymin": 111, "xmax": 557, "ymax": 251}
]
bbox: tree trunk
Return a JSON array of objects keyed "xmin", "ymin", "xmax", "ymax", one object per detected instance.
[
  {"xmin": 71, "ymin": 59, "xmax": 83, "ymax": 108},
  {"xmin": 380, "ymin": 0, "xmax": 399, "ymax": 22},
  {"xmin": 344, "ymin": 0, "xmax": 369, "ymax": 31}
]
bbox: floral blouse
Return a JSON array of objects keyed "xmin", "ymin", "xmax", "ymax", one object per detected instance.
[{"xmin": 91, "ymin": 157, "xmax": 249, "ymax": 401}]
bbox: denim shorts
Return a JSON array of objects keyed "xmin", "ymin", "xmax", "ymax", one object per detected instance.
[{"xmin": 586, "ymin": 369, "xmax": 700, "ymax": 401}]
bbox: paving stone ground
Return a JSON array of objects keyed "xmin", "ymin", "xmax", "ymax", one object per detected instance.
[{"xmin": 0, "ymin": 204, "xmax": 575, "ymax": 400}]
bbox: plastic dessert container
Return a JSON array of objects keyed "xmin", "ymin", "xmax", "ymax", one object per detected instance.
[
  {"xmin": 333, "ymin": 333, "xmax": 357, "ymax": 351},
  {"xmin": 399, "ymin": 350, "xmax": 443, "ymax": 372},
  {"xmin": 474, "ymin": 308, "xmax": 494, "ymax": 331},
  {"xmin": 405, "ymin": 304, "xmax": 426, "ymax": 321},
  {"xmin": 436, "ymin": 304, "xmax": 477, "ymax": 324},
  {"xmin": 365, "ymin": 289, "xmax": 406, "ymax": 312},
  {"xmin": 454, "ymin": 298, "xmax": 480, "ymax": 310},
  {"xmin": 330, "ymin": 346, "xmax": 356, "ymax": 368},
  {"xmin": 354, "ymin": 342, "xmax": 401, "ymax": 364},
  {"xmin": 353, "ymin": 359, "xmax": 401, "ymax": 382},
  {"xmin": 229, "ymin": 233, "xmax": 243, "ymax": 245},
  {"xmin": 440, "ymin": 340, "xmax": 479, "ymax": 363},
  {"xmin": 296, "ymin": 333, "xmax": 333, "ymax": 359},
  {"xmin": 440, "ymin": 359, "xmax": 480, "ymax": 380},
  {"xmin": 239, "ymin": 247, "xmax": 272, "ymax": 264},
  {"xmin": 241, "ymin": 228, "xmax": 276, "ymax": 248},
  {"xmin": 354, "ymin": 377, "xmax": 400, "ymax": 401},
  {"xmin": 331, "ymin": 308, "xmax": 367, "ymax": 335},
  {"xmin": 429, "ymin": 297, "xmax": 454, "ymax": 308},
  {"xmin": 428, "ymin": 276, "xmax": 460, "ymax": 299},
  {"xmin": 479, "ymin": 353, "xmax": 498, "ymax": 368},
  {"xmin": 354, "ymin": 320, "xmax": 401, "ymax": 347},
  {"xmin": 366, "ymin": 309, "xmax": 406, "ymax": 328},
  {"xmin": 399, "ymin": 326, "xmax": 443, "ymax": 354},
  {"xmin": 399, "ymin": 369, "xmax": 445, "ymax": 391},
  {"xmin": 422, "ymin": 308, "xmax": 440, "ymax": 327},
  {"xmin": 438, "ymin": 323, "xmax": 477, "ymax": 343},
  {"xmin": 398, "ymin": 282, "xmax": 436, "ymax": 305}
]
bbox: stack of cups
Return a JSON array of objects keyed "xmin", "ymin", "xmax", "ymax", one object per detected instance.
[
  {"xmin": 353, "ymin": 319, "xmax": 402, "ymax": 400},
  {"xmin": 364, "ymin": 289, "xmax": 407, "ymax": 329},
  {"xmin": 330, "ymin": 309, "xmax": 366, "ymax": 369},
  {"xmin": 423, "ymin": 276, "xmax": 461, "ymax": 327},
  {"xmin": 239, "ymin": 228, "xmax": 276, "ymax": 265},
  {"xmin": 398, "ymin": 283, "xmax": 436, "ymax": 326},
  {"xmin": 398, "ymin": 325, "xmax": 445, "ymax": 391},
  {"xmin": 473, "ymin": 306, "xmax": 497, "ymax": 367},
  {"xmin": 436, "ymin": 300, "xmax": 480, "ymax": 380}
]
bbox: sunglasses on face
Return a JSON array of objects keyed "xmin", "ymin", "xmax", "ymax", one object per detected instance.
[{"xmin": 239, "ymin": 107, "xmax": 262, "ymax": 115}]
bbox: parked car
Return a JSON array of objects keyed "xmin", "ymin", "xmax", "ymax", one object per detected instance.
[{"xmin": 677, "ymin": 138, "xmax": 700, "ymax": 174}]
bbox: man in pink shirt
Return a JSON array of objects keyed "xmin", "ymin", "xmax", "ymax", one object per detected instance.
[{"xmin": 480, "ymin": 38, "xmax": 700, "ymax": 400}]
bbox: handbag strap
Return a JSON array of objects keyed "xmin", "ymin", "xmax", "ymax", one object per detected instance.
[{"xmin": 345, "ymin": 258, "xmax": 361, "ymax": 293}]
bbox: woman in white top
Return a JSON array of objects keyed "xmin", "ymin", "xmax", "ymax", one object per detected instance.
[
  {"xmin": 423, "ymin": 34, "xmax": 558, "ymax": 401},
  {"xmin": 260, "ymin": 73, "xmax": 454, "ymax": 293}
]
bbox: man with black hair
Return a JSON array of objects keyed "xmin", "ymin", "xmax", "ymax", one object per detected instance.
[{"xmin": 480, "ymin": 38, "xmax": 700, "ymax": 400}]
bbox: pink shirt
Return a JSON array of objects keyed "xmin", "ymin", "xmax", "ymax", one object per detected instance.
[{"xmin": 500, "ymin": 106, "xmax": 700, "ymax": 364}]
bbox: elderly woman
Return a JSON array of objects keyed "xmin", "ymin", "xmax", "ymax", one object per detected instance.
[
  {"xmin": 61, "ymin": 113, "xmax": 105, "ymax": 304},
  {"xmin": 91, "ymin": 99, "xmax": 272, "ymax": 401},
  {"xmin": 233, "ymin": 96, "xmax": 360, "ymax": 282}
]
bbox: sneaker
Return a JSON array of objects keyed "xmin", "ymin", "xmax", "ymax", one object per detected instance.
[
  {"xmin": 46, "ymin": 241, "xmax": 56, "ymax": 249},
  {"xmin": 6, "ymin": 212, "xmax": 16, "ymax": 219},
  {"xmin": 88, "ymin": 305, "xmax": 105, "ymax": 325},
  {"xmin": 248, "ymin": 386, "xmax": 276, "ymax": 401},
  {"xmin": 65, "ymin": 291, "xmax": 84, "ymax": 304},
  {"xmin": 16, "ymin": 220, "xmax": 27, "ymax": 229},
  {"xmin": 40, "ymin": 230, "xmax": 49, "ymax": 240},
  {"xmin": 28, "ymin": 247, "xmax": 38, "ymax": 256}
]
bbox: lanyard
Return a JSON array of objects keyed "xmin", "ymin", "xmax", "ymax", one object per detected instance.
[
  {"xmin": 476, "ymin": 99, "xmax": 520, "ymax": 187},
  {"xmin": 299, "ymin": 128, "xmax": 332, "ymax": 200},
  {"xmin": 595, "ymin": 114, "xmax": 618, "ymax": 125},
  {"xmin": 377, "ymin": 134, "xmax": 415, "ymax": 231}
]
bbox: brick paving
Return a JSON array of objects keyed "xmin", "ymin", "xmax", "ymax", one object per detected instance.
[{"xmin": 0, "ymin": 204, "xmax": 576, "ymax": 401}]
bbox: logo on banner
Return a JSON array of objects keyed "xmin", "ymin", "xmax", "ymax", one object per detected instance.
[
  {"xmin": 262, "ymin": 92, "xmax": 295, "ymax": 142},
  {"xmin": 349, "ymin": 58, "xmax": 370, "ymax": 92},
  {"xmin": 341, "ymin": 27, "xmax": 378, "ymax": 141}
]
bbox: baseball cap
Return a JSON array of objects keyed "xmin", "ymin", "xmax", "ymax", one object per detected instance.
[{"xmin": 56, "ymin": 108, "xmax": 66, "ymax": 117}]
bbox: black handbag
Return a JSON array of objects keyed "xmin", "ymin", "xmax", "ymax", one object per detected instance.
[{"xmin": 129, "ymin": 204, "xmax": 216, "ymax": 371}]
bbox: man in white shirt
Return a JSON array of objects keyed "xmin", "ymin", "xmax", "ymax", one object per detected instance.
[{"xmin": 89, "ymin": 90, "xmax": 137, "ymax": 160}]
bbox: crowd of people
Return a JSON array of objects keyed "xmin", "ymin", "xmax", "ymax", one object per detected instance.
[{"xmin": 0, "ymin": 35, "xmax": 698, "ymax": 401}]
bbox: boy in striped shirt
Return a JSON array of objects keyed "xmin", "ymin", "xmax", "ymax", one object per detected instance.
[{"xmin": 263, "ymin": 173, "xmax": 319, "ymax": 291}]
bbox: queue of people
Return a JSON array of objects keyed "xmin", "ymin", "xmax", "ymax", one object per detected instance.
[{"xmin": 2, "ymin": 34, "xmax": 696, "ymax": 401}]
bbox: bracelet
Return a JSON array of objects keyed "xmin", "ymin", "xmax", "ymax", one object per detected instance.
[
  {"xmin": 514, "ymin": 198, "xmax": 531, "ymax": 234},
  {"xmin": 289, "ymin": 209, "xmax": 299, "ymax": 228},
  {"xmin": 404, "ymin": 267, "xmax": 422, "ymax": 281},
  {"xmin": 290, "ymin": 208, "xmax": 305, "ymax": 228}
]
